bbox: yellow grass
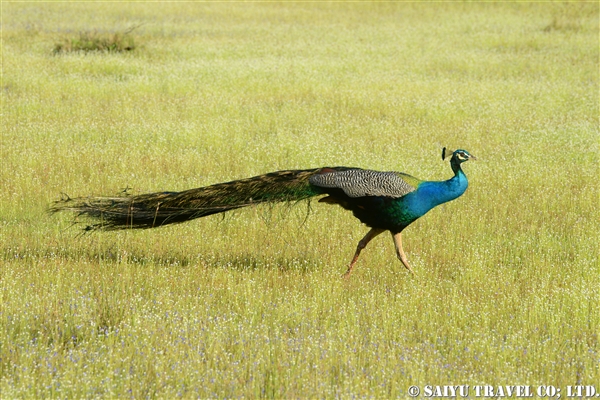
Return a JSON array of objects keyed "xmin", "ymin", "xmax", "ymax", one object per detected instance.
[{"xmin": 1, "ymin": 2, "xmax": 598, "ymax": 397}]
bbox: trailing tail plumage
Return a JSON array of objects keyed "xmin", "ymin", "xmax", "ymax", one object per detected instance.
[{"xmin": 49, "ymin": 168, "xmax": 342, "ymax": 230}]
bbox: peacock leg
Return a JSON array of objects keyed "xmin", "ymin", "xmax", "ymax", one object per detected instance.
[
  {"xmin": 392, "ymin": 232, "xmax": 416, "ymax": 276},
  {"xmin": 343, "ymin": 228, "xmax": 385, "ymax": 277}
]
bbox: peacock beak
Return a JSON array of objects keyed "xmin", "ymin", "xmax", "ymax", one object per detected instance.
[{"xmin": 469, "ymin": 154, "xmax": 477, "ymax": 161}]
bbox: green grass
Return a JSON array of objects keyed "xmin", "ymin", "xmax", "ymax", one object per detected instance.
[
  {"xmin": 52, "ymin": 29, "xmax": 138, "ymax": 54},
  {"xmin": 2, "ymin": 2, "xmax": 598, "ymax": 397}
]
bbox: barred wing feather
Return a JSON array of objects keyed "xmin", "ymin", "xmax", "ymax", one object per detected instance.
[{"xmin": 309, "ymin": 169, "xmax": 419, "ymax": 198}]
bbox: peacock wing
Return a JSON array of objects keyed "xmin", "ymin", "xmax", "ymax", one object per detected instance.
[{"xmin": 309, "ymin": 169, "xmax": 420, "ymax": 198}]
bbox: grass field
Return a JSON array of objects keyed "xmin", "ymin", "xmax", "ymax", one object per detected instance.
[{"xmin": 1, "ymin": 2, "xmax": 598, "ymax": 398}]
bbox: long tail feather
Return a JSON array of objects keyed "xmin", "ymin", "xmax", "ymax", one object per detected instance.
[{"xmin": 50, "ymin": 168, "xmax": 333, "ymax": 230}]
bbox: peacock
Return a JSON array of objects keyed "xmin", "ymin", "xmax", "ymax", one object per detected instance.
[{"xmin": 50, "ymin": 148, "xmax": 476, "ymax": 276}]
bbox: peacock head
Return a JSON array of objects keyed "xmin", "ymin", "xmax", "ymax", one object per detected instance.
[
  {"xmin": 442, "ymin": 148, "xmax": 476, "ymax": 174},
  {"xmin": 442, "ymin": 148, "xmax": 477, "ymax": 163}
]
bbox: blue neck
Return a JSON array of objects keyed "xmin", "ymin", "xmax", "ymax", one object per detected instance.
[{"xmin": 404, "ymin": 165, "xmax": 468, "ymax": 217}]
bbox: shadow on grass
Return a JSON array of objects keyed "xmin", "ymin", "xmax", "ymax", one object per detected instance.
[
  {"xmin": 197, "ymin": 253, "xmax": 319, "ymax": 273},
  {"xmin": 3, "ymin": 245, "xmax": 320, "ymax": 273}
]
